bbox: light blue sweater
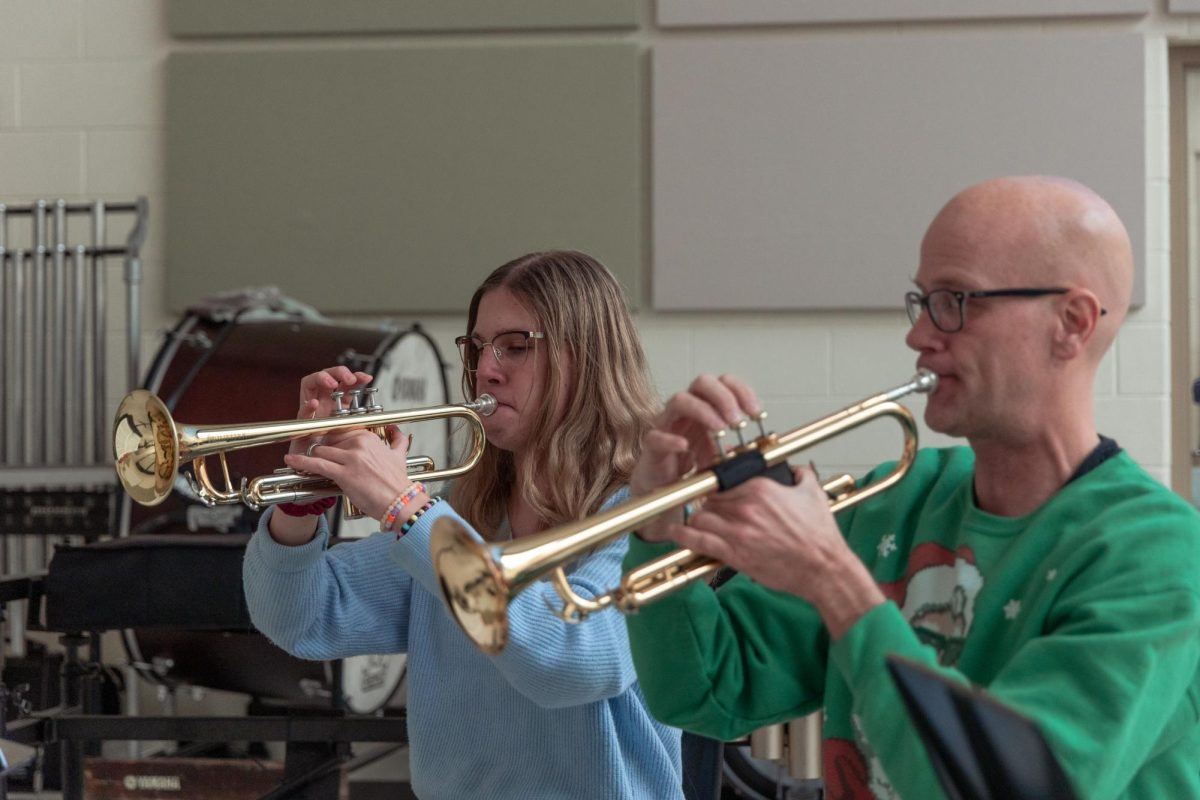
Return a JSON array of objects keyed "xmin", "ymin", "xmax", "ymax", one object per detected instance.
[{"xmin": 243, "ymin": 491, "xmax": 683, "ymax": 800}]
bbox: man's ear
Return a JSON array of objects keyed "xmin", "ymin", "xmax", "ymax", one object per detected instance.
[{"xmin": 1052, "ymin": 289, "xmax": 1103, "ymax": 359}]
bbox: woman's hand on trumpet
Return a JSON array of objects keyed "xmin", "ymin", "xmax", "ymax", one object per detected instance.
[
  {"xmin": 281, "ymin": 365, "xmax": 421, "ymax": 521},
  {"xmin": 285, "ymin": 424, "xmax": 417, "ymax": 520},
  {"xmin": 283, "ymin": 364, "xmax": 415, "ymax": 521},
  {"xmin": 631, "ymin": 373, "xmax": 764, "ymax": 541},
  {"xmin": 288, "ymin": 366, "xmax": 373, "ymax": 456}
]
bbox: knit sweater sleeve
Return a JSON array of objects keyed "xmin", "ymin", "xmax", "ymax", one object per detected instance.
[
  {"xmin": 394, "ymin": 494, "xmax": 646, "ymax": 710},
  {"xmin": 832, "ymin": 492, "xmax": 1200, "ymax": 800},
  {"xmin": 621, "ymin": 535, "xmax": 830, "ymax": 740},
  {"xmin": 242, "ymin": 507, "xmax": 413, "ymax": 660}
]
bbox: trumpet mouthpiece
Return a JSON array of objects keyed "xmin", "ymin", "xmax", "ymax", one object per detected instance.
[
  {"xmin": 914, "ymin": 369, "xmax": 939, "ymax": 393},
  {"xmin": 472, "ymin": 394, "xmax": 498, "ymax": 417}
]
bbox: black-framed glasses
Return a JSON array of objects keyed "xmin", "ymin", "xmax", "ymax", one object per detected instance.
[
  {"xmin": 904, "ymin": 287, "xmax": 1107, "ymax": 333},
  {"xmin": 455, "ymin": 330, "xmax": 545, "ymax": 372}
]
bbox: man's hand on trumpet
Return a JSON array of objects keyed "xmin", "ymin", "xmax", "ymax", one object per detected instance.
[
  {"xmin": 630, "ymin": 373, "xmax": 764, "ymax": 541},
  {"xmin": 631, "ymin": 372, "xmax": 886, "ymax": 639}
]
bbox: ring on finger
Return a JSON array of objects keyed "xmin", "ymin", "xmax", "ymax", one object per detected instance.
[{"xmin": 306, "ymin": 442, "xmax": 321, "ymax": 457}]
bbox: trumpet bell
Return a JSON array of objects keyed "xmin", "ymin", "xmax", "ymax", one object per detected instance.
[
  {"xmin": 431, "ymin": 518, "xmax": 510, "ymax": 655},
  {"xmin": 113, "ymin": 389, "xmax": 179, "ymax": 507}
]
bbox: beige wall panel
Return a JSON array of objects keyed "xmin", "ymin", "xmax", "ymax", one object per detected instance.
[
  {"xmin": 1168, "ymin": 0, "xmax": 1200, "ymax": 11},
  {"xmin": 166, "ymin": 45, "xmax": 642, "ymax": 313},
  {"xmin": 168, "ymin": 0, "xmax": 639, "ymax": 36},
  {"xmin": 652, "ymin": 32, "xmax": 1144, "ymax": 310},
  {"xmin": 659, "ymin": 0, "xmax": 1146, "ymax": 26}
]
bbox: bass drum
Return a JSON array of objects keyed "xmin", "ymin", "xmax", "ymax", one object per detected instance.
[{"xmin": 121, "ymin": 300, "xmax": 450, "ymax": 714}]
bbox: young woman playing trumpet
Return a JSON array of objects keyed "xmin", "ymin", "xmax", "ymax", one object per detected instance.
[{"xmin": 242, "ymin": 251, "xmax": 683, "ymax": 799}]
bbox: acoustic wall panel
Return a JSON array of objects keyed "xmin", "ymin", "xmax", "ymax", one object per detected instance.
[
  {"xmin": 652, "ymin": 32, "xmax": 1144, "ymax": 310},
  {"xmin": 659, "ymin": 0, "xmax": 1148, "ymax": 27},
  {"xmin": 168, "ymin": 0, "xmax": 639, "ymax": 36},
  {"xmin": 166, "ymin": 44, "xmax": 642, "ymax": 313}
]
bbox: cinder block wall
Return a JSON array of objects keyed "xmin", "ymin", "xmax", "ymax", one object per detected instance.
[{"xmin": 0, "ymin": 1, "xmax": 1191, "ymax": 484}]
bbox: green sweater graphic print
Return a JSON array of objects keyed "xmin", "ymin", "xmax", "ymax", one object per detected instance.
[{"xmin": 623, "ymin": 446, "xmax": 1200, "ymax": 799}]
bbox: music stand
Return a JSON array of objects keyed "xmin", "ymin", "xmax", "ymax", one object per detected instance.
[{"xmin": 885, "ymin": 655, "xmax": 1078, "ymax": 800}]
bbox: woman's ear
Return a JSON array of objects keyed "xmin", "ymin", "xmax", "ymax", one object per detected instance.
[{"xmin": 1052, "ymin": 289, "xmax": 1103, "ymax": 359}]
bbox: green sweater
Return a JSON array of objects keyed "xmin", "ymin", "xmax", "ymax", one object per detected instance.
[{"xmin": 623, "ymin": 446, "xmax": 1200, "ymax": 799}]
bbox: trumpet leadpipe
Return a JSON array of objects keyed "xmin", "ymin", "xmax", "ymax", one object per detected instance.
[{"xmin": 432, "ymin": 371, "xmax": 937, "ymax": 655}]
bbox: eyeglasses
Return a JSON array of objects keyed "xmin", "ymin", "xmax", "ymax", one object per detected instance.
[
  {"xmin": 904, "ymin": 287, "xmax": 1106, "ymax": 333},
  {"xmin": 455, "ymin": 330, "xmax": 545, "ymax": 372}
]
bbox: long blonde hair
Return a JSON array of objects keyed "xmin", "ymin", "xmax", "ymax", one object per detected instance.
[{"xmin": 450, "ymin": 251, "xmax": 659, "ymax": 539}]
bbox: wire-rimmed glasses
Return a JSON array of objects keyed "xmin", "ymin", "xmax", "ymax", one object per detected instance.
[{"xmin": 455, "ymin": 330, "xmax": 545, "ymax": 372}]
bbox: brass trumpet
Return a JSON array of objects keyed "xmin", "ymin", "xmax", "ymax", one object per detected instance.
[
  {"xmin": 431, "ymin": 371, "xmax": 936, "ymax": 654},
  {"xmin": 113, "ymin": 388, "xmax": 496, "ymax": 509}
]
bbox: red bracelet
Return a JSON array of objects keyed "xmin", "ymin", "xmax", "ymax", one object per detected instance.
[{"xmin": 277, "ymin": 496, "xmax": 338, "ymax": 517}]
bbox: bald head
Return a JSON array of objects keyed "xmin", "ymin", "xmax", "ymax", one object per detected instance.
[{"xmin": 924, "ymin": 175, "xmax": 1133, "ymax": 356}]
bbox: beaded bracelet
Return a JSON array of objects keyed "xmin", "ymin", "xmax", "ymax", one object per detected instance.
[
  {"xmin": 277, "ymin": 496, "xmax": 338, "ymax": 518},
  {"xmin": 397, "ymin": 497, "xmax": 441, "ymax": 538},
  {"xmin": 380, "ymin": 481, "xmax": 427, "ymax": 532}
]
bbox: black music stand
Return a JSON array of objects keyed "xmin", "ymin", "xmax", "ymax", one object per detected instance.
[{"xmin": 885, "ymin": 655, "xmax": 1078, "ymax": 800}]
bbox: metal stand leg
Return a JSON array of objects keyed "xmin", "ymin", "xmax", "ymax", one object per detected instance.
[{"xmin": 59, "ymin": 633, "xmax": 91, "ymax": 800}]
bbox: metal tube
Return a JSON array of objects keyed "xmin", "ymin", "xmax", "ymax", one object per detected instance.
[
  {"xmin": 52, "ymin": 201, "xmax": 67, "ymax": 465},
  {"xmin": 73, "ymin": 245, "xmax": 87, "ymax": 465},
  {"xmin": 786, "ymin": 714, "xmax": 823, "ymax": 780},
  {"xmin": 0, "ymin": 206, "xmax": 8, "ymax": 586},
  {"xmin": 62, "ymin": 247, "xmax": 77, "ymax": 465},
  {"xmin": 124, "ymin": 197, "xmax": 149, "ymax": 394},
  {"xmin": 32, "ymin": 202, "xmax": 46, "ymax": 466},
  {"xmin": 750, "ymin": 724, "xmax": 784, "ymax": 762},
  {"xmin": 92, "ymin": 201, "xmax": 106, "ymax": 464},
  {"xmin": 0, "ymin": 203, "xmax": 7, "ymax": 467},
  {"xmin": 12, "ymin": 249, "xmax": 26, "ymax": 466},
  {"xmin": 9, "ymin": 238, "xmax": 28, "ymax": 655}
]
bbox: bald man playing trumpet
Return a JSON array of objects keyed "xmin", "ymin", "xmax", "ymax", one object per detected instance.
[{"xmin": 624, "ymin": 176, "xmax": 1200, "ymax": 799}]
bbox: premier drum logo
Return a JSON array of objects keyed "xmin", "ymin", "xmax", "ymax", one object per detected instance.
[{"xmin": 392, "ymin": 375, "xmax": 427, "ymax": 402}]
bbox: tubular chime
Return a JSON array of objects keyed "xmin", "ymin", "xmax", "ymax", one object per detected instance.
[{"xmin": 0, "ymin": 198, "xmax": 149, "ymax": 652}]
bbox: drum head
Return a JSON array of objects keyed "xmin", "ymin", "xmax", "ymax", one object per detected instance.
[
  {"xmin": 341, "ymin": 653, "xmax": 407, "ymax": 714},
  {"xmin": 333, "ymin": 326, "xmax": 450, "ymax": 540}
]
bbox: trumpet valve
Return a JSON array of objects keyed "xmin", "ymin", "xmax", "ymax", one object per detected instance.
[
  {"xmin": 363, "ymin": 387, "xmax": 382, "ymax": 412},
  {"xmin": 753, "ymin": 410, "xmax": 768, "ymax": 438},
  {"xmin": 711, "ymin": 428, "xmax": 729, "ymax": 458},
  {"xmin": 733, "ymin": 417, "xmax": 749, "ymax": 447},
  {"xmin": 331, "ymin": 390, "xmax": 348, "ymax": 415}
]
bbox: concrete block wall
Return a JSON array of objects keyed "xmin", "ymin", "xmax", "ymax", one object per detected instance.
[{"xmin": 1, "ymin": 0, "xmax": 1193, "ymax": 486}]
